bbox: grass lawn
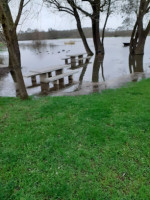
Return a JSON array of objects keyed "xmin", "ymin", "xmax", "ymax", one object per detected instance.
[
  {"xmin": 0, "ymin": 42, "xmax": 6, "ymax": 52},
  {"xmin": 0, "ymin": 42, "xmax": 4, "ymax": 48},
  {"xmin": 0, "ymin": 79, "xmax": 150, "ymax": 200}
]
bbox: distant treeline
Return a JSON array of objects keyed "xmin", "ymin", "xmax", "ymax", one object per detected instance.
[{"xmin": 18, "ymin": 28, "xmax": 133, "ymax": 41}]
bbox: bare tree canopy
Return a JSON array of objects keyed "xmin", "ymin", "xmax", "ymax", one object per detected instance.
[
  {"xmin": 120, "ymin": 0, "xmax": 150, "ymax": 55},
  {"xmin": 45, "ymin": 0, "xmax": 113, "ymax": 54},
  {"xmin": 44, "ymin": 0, "xmax": 94, "ymax": 55}
]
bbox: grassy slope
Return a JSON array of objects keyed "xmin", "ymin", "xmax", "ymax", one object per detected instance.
[{"xmin": 0, "ymin": 79, "xmax": 150, "ymax": 200}]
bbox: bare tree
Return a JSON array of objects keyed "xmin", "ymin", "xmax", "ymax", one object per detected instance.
[
  {"xmin": 0, "ymin": 0, "xmax": 29, "ymax": 99},
  {"xmin": 73, "ymin": 0, "xmax": 112, "ymax": 54},
  {"xmin": 122, "ymin": 0, "xmax": 150, "ymax": 55},
  {"xmin": 44, "ymin": 0, "xmax": 94, "ymax": 55}
]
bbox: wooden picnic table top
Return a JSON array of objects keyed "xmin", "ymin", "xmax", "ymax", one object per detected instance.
[
  {"xmin": 66, "ymin": 53, "xmax": 86, "ymax": 57},
  {"xmin": 24, "ymin": 65, "xmax": 70, "ymax": 77}
]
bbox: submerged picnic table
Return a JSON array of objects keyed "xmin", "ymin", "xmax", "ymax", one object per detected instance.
[
  {"xmin": 62, "ymin": 53, "xmax": 86, "ymax": 64},
  {"xmin": 24, "ymin": 65, "xmax": 78, "ymax": 94},
  {"xmin": 62, "ymin": 53, "xmax": 91, "ymax": 68}
]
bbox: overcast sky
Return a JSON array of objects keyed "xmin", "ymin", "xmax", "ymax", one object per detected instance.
[{"xmin": 10, "ymin": 0, "xmax": 123, "ymax": 32}]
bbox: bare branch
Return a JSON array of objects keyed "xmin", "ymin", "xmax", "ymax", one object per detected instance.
[
  {"xmin": 23, "ymin": 0, "xmax": 31, "ymax": 7},
  {"xmin": 14, "ymin": 0, "xmax": 25, "ymax": 28}
]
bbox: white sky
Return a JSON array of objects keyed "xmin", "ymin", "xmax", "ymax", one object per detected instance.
[{"xmin": 10, "ymin": 0, "xmax": 123, "ymax": 32}]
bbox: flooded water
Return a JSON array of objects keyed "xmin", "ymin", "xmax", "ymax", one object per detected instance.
[{"xmin": 0, "ymin": 37, "xmax": 150, "ymax": 97}]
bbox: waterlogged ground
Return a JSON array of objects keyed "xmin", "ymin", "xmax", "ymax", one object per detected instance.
[{"xmin": 0, "ymin": 37, "xmax": 150, "ymax": 97}]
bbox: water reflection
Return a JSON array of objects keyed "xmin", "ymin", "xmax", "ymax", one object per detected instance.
[
  {"xmin": 129, "ymin": 54, "xmax": 145, "ymax": 82},
  {"xmin": 0, "ymin": 55, "xmax": 9, "ymax": 78},
  {"xmin": 74, "ymin": 56, "xmax": 92, "ymax": 91},
  {"xmin": 19, "ymin": 40, "xmax": 57, "ymax": 54},
  {"xmin": 92, "ymin": 54, "xmax": 106, "ymax": 92},
  {"xmin": 92, "ymin": 54, "xmax": 105, "ymax": 82},
  {"xmin": 0, "ymin": 56, "xmax": 4, "ymax": 64}
]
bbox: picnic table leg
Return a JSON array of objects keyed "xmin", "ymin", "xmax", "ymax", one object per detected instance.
[
  {"xmin": 85, "ymin": 57, "xmax": 90, "ymax": 64},
  {"xmin": 68, "ymin": 75, "xmax": 73, "ymax": 84},
  {"xmin": 54, "ymin": 69, "xmax": 60, "ymax": 90},
  {"xmin": 31, "ymin": 75, "xmax": 37, "ymax": 86},
  {"xmin": 53, "ymin": 80, "xmax": 59, "ymax": 90},
  {"xmin": 78, "ymin": 55, "xmax": 83, "ymax": 65},
  {"xmin": 71, "ymin": 56, "xmax": 76, "ymax": 68},
  {"xmin": 56, "ymin": 69, "xmax": 64, "ymax": 87},
  {"xmin": 65, "ymin": 59, "xmax": 68, "ymax": 64},
  {"xmin": 48, "ymin": 72, "xmax": 52, "ymax": 77},
  {"xmin": 40, "ymin": 73, "xmax": 49, "ymax": 94}
]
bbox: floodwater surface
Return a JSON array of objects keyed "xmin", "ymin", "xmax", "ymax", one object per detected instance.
[{"xmin": 0, "ymin": 37, "xmax": 150, "ymax": 97}]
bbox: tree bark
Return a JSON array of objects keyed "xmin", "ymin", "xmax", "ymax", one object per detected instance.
[
  {"xmin": 91, "ymin": 2, "xmax": 104, "ymax": 54},
  {"xmin": 129, "ymin": 54, "xmax": 144, "ymax": 73},
  {"xmin": 92, "ymin": 54, "xmax": 105, "ymax": 82},
  {"xmin": 66, "ymin": 0, "xmax": 93, "ymax": 55},
  {"xmin": 130, "ymin": 19, "xmax": 146, "ymax": 55},
  {"xmin": 130, "ymin": 0, "xmax": 150, "ymax": 55},
  {"xmin": 73, "ymin": 8, "xmax": 93, "ymax": 55},
  {"xmin": 0, "ymin": 2, "xmax": 28, "ymax": 99}
]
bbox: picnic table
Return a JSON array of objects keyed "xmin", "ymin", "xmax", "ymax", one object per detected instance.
[
  {"xmin": 24, "ymin": 64, "xmax": 78, "ymax": 94},
  {"xmin": 62, "ymin": 53, "xmax": 92, "ymax": 68},
  {"xmin": 66, "ymin": 53, "xmax": 86, "ymax": 64}
]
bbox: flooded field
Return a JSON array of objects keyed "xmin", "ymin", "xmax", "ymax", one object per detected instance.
[{"xmin": 0, "ymin": 37, "xmax": 150, "ymax": 97}]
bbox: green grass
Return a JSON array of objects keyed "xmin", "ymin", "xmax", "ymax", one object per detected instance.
[
  {"xmin": 0, "ymin": 42, "xmax": 5, "ymax": 51},
  {"xmin": 0, "ymin": 42, "xmax": 4, "ymax": 47},
  {"xmin": 0, "ymin": 79, "xmax": 150, "ymax": 200}
]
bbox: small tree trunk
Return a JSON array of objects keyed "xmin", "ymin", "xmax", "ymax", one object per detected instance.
[
  {"xmin": 1, "ymin": 3, "xmax": 28, "ymax": 99},
  {"xmin": 134, "ymin": 35, "xmax": 146, "ymax": 55},
  {"xmin": 129, "ymin": 54, "xmax": 144, "ymax": 73},
  {"xmin": 9, "ymin": 54, "xmax": 17, "ymax": 82},
  {"xmin": 91, "ymin": 3, "xmax": 104, "ymax": 54},
  {"xmin": 92, "ymin": 54, "xmax": 105, "ymax": 82},
  {"xmin": 130, "ymin": 24, "xmax": 146, "ymax": 55},
  {"xmin": 130, "ymin": 0, "xmax": 149, "ymax": 55},
  {"xmin": 75, "ymin": 14, "xmax": 93, "ymax": 55},
  {"xmin": 8, "ymin": 32, "xmax": 28, "ymax": 99},
  {"xmin": 70, "ymin": 2, "xmax": 93, "ymax": 56}
]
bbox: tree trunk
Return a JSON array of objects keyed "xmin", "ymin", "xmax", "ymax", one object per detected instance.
[
  {"xmin": 92, "ymin": 3, "xmax": 104, "ymax": 54},
  {"xmin": 92, "ymin": 54, "xmax": 105, "ymax": 82},
  {"xmin": 130, "ymin": 21, "xmax": 146, "ymax": 55},
  {"xmin": 1, "ymin": 3, "xmax": 28, "ymax": 99},
  {"xmin": 68, "ymin": 0, "xmax": 93, "ymax": 56},
  {"xmin": 134, "ymin": 35, "xmax": 146, "ymax": 55},
  {"xmin": 130, "ymin": 0, "xmax": 149, "ymax": 55},
  {"xmin": 74, "ymin": 10, "xmax": 93, "ymax": 56},
  {"xmin": 129, "ymin": 54, "xmax": 144, "ymax": 73},
  {"xmin": 8, "ymin": 32, "xmax": 28, "ymax": 99}
]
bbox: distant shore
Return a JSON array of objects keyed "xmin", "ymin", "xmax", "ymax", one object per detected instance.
[{"xmin": 17, "ymin": 28, "xmax": 133, "ymax": 41}]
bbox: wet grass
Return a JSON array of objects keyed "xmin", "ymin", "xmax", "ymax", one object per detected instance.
[
  {"xmin": 0, "ymin": 42, "xmax": 4, "ymax": 47},
  {"xmin": 0, "ymin": 42, "xmax": 6, "ymax": 51},
  {"xmin": 0, "ymin": 79, "xmax": 150, "ymax": 200}
]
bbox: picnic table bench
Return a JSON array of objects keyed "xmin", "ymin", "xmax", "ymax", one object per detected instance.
[
  {"xmin": 24, "ymin": 65, "xmax": 71, "ymax": 86},
  {"xmin": 40, "ymin": 70, "xmax": 78, "ymax": 93},
  {"xmin": 24, "ymin": 64, "xmax": 78, "ymax": 94}
]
